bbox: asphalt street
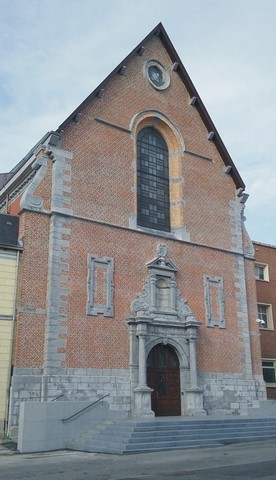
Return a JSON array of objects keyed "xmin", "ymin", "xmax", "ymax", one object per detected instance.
[{"xmin": 1, "ymin": 440, "xmax": 276, "ymax": 479}]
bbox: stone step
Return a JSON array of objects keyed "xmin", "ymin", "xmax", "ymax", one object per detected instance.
[
  {"xmin": 115, "ymin": 416, "xmax": 276, "ymax": 428},
  {"xmin": 105, "ymin": 420, "xmax": 276, "ymax": 432},
  {"xmin": 68, "ymin": 433, "xmax": 276, "ymax": 454},
  {"xmin": 124, "ymin": 435, "xmax": 276, "ymax": 453},
  {"xmin": 66, "ymin": 416, "xmax": 276, "ymax": 454},
  {"xmin": 97, "ymin": 427, "xmax": 276, "ymax": 443},
  {"xmin": 86, "ymin": 422, "xmax": 276, "ymax": 438}
]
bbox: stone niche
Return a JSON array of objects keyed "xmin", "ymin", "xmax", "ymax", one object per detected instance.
[{"xmin": 127, "ymin": 244, "xmax": 206, "ymax": 418}]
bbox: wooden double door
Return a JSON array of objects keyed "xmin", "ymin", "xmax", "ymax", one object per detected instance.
[{"xmin": 147, "ymin": 344, "xmax": 181, "ymax": 416}]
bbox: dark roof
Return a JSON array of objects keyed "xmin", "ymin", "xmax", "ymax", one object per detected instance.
[
  {"xmin": 9, "ymin": 131, "xmax": 52, "ymax": 176},
  {"xmin": 0, "ymin": 213, "xmax": 21, "ymax": 249},
  {"xmin": 0, "ymin": 173, "xmax": 13, "ymax": 190},
  {"xmin": 0, "ymin": 132, "xmax": 51, "ymax": 192},
  {"xmin": 57, "ymin": 22, "xmax": 245, "ymax": 190}
]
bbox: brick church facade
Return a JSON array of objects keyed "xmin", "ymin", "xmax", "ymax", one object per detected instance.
[{"xmin": 0, "ymin": 24, "xmax": 266, "ymax": 430}]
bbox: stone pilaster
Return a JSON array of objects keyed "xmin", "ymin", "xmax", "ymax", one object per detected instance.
[
  {"xmin": 185, "ymin": 320, "xmax": 206, "ymax": 416},
  {"xmin": 132, "ymin": 319, "xmax": 154, "ymax": 418}
]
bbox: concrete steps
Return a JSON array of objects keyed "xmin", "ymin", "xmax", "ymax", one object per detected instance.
[{"xmin": 66, "ymin": 417, "xmax": 276, "ymax": 454}]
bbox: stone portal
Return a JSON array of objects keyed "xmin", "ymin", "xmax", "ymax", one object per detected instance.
[{"xmin": 127, "ymin": 244, "xmax": 206, "ymax": 418}]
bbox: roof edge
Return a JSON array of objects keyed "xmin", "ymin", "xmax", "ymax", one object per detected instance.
[
  {"xmin": 57, "ymin": 23, "xmax": 163, "ymax": 131},
  {"xmin": 253, "ymin": 241, "xmax": 276, "ymax": 249}
]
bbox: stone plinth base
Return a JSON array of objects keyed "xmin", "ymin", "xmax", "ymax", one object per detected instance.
[
  {"xmin": 133, "ymin": 385, "xmax": 154, "ymax": 418},
  {"xmin": 185, "ymin": 387, "xmax": 207, "ymax": 416}
]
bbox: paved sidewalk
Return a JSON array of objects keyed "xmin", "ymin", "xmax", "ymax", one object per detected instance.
[
  {"xmin": 1, "ymin": 439, "xmax": 276, "ymax": 480},
  {"xmin": 0, "ymin": 441, "xmax": 18, "ymax": 455}
]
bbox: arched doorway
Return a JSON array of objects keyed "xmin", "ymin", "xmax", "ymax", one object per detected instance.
[{"xmin": 147, "ymin": 344, "xmax": 181, "ymax": 416}]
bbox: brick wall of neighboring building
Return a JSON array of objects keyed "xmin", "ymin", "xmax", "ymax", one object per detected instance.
[{"xmin": 254, "ymin": 242, "xmax": 276, "ymax": 399}]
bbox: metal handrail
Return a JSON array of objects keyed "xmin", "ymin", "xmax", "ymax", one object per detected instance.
[
  {"xmin": 51, "ymin": 394, "xmax": 65, "ymax": 401},
  {"xmin": 61, "ymin": 394, "xmax": 110, "ymax": 423}
]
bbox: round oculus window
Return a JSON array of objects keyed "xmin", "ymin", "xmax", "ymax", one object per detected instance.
[
  {"xmin": 144, "ymin": 60, "xmax": 170, "ymax": 91},
  {"xmin": 148, "ymin": 65, "xmax": 164, "ymax": 87}
]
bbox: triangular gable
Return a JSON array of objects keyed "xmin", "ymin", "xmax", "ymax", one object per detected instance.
[
  {"xmin": 146, "ymin": 244, "xmax": 177, "ymax": 272},
  {"xmin": 57, "ymin": 22, "xmax": 245, "ymax": 190},
  {"xmin": 147, "ymin": 257, "xmax": 178, "ymax": 272},
  {"xmin": 1, "ymin": 23, "xmax": 245, "ymax": 194}
]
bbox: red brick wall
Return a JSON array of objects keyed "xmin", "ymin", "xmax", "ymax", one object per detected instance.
[
  {"xmin": 10, "ymin": 34, "xmax": 262, "ymax": 380},
  {"xmin": 14, "ymin": 212, "xmax": 50, "ymax": 367},
  {"xmin": 13, "ymin": 213, "xmax": 259, "ymax": 374},
  {"xmin": 62, "ymin": 35, "xmax": 236, "ymax": 250},
  {"xmin": 60, "ymin": 218, "xmax": 247, "ymax": 373}
]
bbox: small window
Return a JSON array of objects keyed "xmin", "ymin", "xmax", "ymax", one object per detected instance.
[
  {"xmin": 255, "ymin": 263, "xmax": 269, "ymax": 281},
  {"xmin": 144, "ymin": 60, "xmax": 170, "ymax": 91},
  {"xmin": 262, "ymin": 360, "xmax": 276, "ymax": 383},
  {"xmin": 257, "ymin": 303, "xmax": 273, "ymax": 330}
]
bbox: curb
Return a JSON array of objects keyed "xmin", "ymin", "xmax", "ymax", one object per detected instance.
[{"xmin": 0, "ymin": 443, "xmax": 18, "ymax": 455}]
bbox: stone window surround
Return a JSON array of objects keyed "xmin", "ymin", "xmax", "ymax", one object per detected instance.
[
  {"xmin": 262, "ymin": 358, "xmax": 276, "ymax": 385},
  {"xmin": 136, "ymin": 127, "xmax": 170, "ymax": 233},
  {"xmin": 143, "ymin": 60, "xmax": 171, "ymax": 91},
  {"xmin": 129, "ymin": 110, "xmax": 190, "ymax": 242},
  {"xmin": 255, "ymin": 262, "xmax": 269, "ymax": 282},
  {"xmin": 258, "ymin": 303, "xmax": 274, "ymax": 330}
]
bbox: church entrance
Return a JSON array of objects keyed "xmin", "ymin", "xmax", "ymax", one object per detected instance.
[{"xmin": 147, "ymin": 344, "xmax": 181, "ymax": 416}]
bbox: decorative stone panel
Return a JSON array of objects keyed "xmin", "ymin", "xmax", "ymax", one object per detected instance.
[
  {"xmin": 204, "ymin": 275, "xmax": 225, "ymax": 328},
  {"xmin": 20, "ymin": 156, "xmax": 51, "ymax": 212},
  {"xmin": 87, "ymin": 256, "xmax": 114, "ymax": 317}
]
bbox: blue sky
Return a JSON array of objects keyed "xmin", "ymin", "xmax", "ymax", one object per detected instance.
[{"xmin": 0, "ymin": 0, "xmax": 275, "ymax": 245}]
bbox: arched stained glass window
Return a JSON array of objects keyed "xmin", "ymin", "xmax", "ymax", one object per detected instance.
[{"xmin": 137, "ymin": 128, "xmax": 170, "ymax": 232}]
